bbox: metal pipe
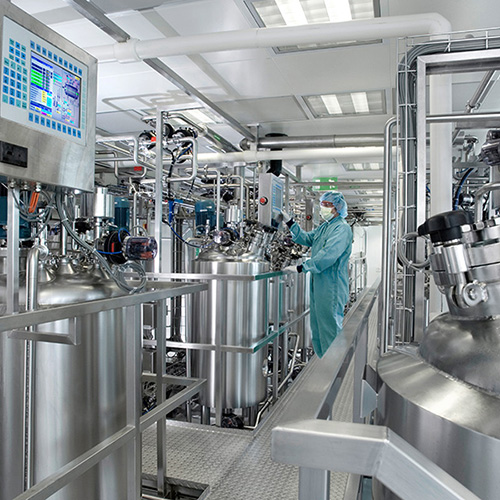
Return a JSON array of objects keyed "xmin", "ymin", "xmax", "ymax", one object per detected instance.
[
  {"xmin": 427, "ymin": 112, "xmax": 500, "ymax": 123},
  {"xmin": 474, "ymin": 181, "xmax": 500, "ymax": 222},
  {"xmin": 380, "ymin": 117, "xmax": 397, "ymax": 356},
  {"xmin": 165, "ymin": 137, "xmax": 199, "ymax": 184},
  {"xmin": 88, "ymin": 14, "xmax": 451, "ymax": 63},
  {"xmin": 24, "ymin": 242, "xmax": 48, "ymax": 489},
  {"xmin": 197, "ymin": 146, "xmax": 385, "ymax": 164},
  {"xmin": 466, "ymin": 70, "xmax": 496, "ymax": 113},
  {"xmin": 96, "ymin": 135, "xmax": 150, "ymax": 178},
  {"xmin": 240, "ymin": 134, "xmax": 385, "ymax": 150}
]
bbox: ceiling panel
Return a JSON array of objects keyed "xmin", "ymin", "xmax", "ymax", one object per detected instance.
[
  {"xmin": 96, "ymin": 110, "xmax": 148, "ymax": 134},
  {"xmin": 217, "ymin": 96, "xmax": 307, "ymax": 123}
]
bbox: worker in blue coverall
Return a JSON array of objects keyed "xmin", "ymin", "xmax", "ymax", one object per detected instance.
[{"xmin": 282, "ymin": 192, "xmax": 352, "ymax": 358}]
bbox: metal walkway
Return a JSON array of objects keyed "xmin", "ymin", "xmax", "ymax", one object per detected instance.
[{"xmin": 143, "ymin": 306, "xmax": 379, "ymax": 500}]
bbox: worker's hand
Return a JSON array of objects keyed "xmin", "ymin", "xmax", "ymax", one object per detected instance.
[
  {"xmin": 283, "ymin": 265, "xmax": 298, "ymax": 273},
  {"xmin": 281, "ymin": 210, "xmax": 292, "ymax": 223}
]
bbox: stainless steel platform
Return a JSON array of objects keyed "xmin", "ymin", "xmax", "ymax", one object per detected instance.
[{"xmin": 143, "ymin": 306, "xmax": 379, "ymax": 500}]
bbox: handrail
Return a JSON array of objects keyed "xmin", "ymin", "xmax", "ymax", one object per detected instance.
[
  {"xmin": 272, "ymin": 420, "xmax": 479, "ymax": 500},
  {"xmin": 275, "ymin": 281, "xmax": 378, "ymax": 426}
]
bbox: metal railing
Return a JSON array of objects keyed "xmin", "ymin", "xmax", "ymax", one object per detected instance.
[
  {"xmin": 145, "ymin": 270, "xmax": 310, "ymax": 426},
  {"xmin": 271, "ymin": 280, "xmax": 479, "ymax": 499},
  {"xmin": 3, "ymin": 279, "xmax": 207, "ymax": 500}
]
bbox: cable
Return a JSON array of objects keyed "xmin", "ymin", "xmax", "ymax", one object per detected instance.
[
  {"xmin": 453, "ymin": 168, "xmax": 475, "ymax": 210},
  {"xmin": 164, "ymin": 217, "xmax": 211, "ymax": 249},
  {"xmin": 397, "ymin": 232, "xmax": 430, "ymax": 271}
]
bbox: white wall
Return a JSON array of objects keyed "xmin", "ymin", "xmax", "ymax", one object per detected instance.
[{"xmin": 365, "ymin": 225, "xmax": 383, "ymax": 287}]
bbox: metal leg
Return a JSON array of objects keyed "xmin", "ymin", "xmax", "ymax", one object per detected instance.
[
  {"xmin": 299, "ymin": 467, "xmax": 330, "ymax": 500},
  {"xmin": 212, "ymin": 279, "xmax": 223, "ymax": 427},
  {"xmin": 272, "ymin": 278, "xmax": 281, "ymax": 401},
  {"xmin": 201, "ymin": 406, "xmax": 210, "ymax": 425},
  {"xmin": 125, "ymin": 304, "xmax": 142, "ymax": 499},
  {"xmin": 353, "ymin": 318, "xmax": 368, "ymax": 424},
  {"xmin": 155, "ymin": 300, "xmax": 167, "ymax": 496}
]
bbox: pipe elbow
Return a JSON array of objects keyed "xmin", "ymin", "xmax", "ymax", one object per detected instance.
[{"xmin": 426, "ymin": 13, "xmax": 452, "ymax": 34}]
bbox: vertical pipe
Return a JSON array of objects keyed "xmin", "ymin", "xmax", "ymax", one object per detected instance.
[
  {"xmin": 272, "ymin": 277, "xmax": 280, "ymax": 401},
  {"xmin": 125, "ymin": 304, "xmax": 142, "ymax": 499},
  {"xmin": 7, "ymin": 186, "xmax": 20, "ymax": 314},
  {"xmin": 155, "ymin": 300, "xmax": 167, "ymax": 496},
  {"xmin": 154, "ymin": 109, "xmax": 164, "ymax": 274},
  {"xmin": 24, "ymin": 245, "xmax": 40, "ymax": 490},
  {"xmin": 379, "ymin": 117, "xmax": 397, "ymax": 356}
]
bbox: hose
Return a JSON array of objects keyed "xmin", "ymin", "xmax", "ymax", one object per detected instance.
[
  {"xmin": 397, "ymin": 232, "xmax": 430, "ymax": 271},
  {"xmin": 453, "ymin": 168, "xmax": 475, "ymax": 210},
  {"xmin": 55, "ymin": 192, "xmax": 146, "ymax": 293}
]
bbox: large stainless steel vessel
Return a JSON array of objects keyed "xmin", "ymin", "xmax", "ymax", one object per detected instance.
[
  {"xmin": 189, "ymin": 228, "xmax": 271, "ymax": 409},
  {"xmin": 376, "ymin": 210, "xmax": 500, "ymax": 500},
  {"xmin": 0, "ymin": 258, "xmax": 128, "ymax": 500}
]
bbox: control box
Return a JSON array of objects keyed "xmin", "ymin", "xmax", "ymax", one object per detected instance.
[
  {"xmin": 0, "ymin": 3, "xmax": 97, "ymax": 191},
  {"xmin": 258, "ymin": 173, "xmax": 284, "ymax": 228}
]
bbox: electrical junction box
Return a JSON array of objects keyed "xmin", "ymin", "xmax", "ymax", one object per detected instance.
[{"xmin": 0, "ymin": 3, "xmax": 97, "ymax": 191}]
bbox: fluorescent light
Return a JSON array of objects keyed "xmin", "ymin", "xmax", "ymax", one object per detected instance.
[
  {"xmin": 305, "ymin": 90, "xmax": 386, "ymax": 118},
  {"xmin": 275, "ymin": 0, "xmax": 308, "ymax": 26},
  {"xmin": 321, "ymin": 94, "xmax": 342, "ymax": 115},
  {"xmin": 351, "ymin": 92, "xmax": 370, "ymax": 113},
  {"xmin": 324, "ymin": 0, "xmax": 352, "ymax": 22}
]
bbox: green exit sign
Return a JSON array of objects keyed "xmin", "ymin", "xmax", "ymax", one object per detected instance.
[{"xmin": 312, "ymin": 177, "xmax": 338, "ymax": 191}]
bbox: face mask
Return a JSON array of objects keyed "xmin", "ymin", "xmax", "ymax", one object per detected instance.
[{"xmin": 320, "ymin": 206, "xmax": 334, "ymax": 221}]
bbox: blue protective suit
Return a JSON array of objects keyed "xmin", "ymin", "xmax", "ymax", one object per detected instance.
[{"xmin": 290, "ymin": 216, "xmax": 352, "ymax": 357}]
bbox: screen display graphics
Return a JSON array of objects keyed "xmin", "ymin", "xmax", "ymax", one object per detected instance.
[{"xmin": 29, "ymin": 52, "xmax": 81, "ymax": 128}]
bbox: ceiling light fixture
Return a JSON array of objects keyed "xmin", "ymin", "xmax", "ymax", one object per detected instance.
[
  {"xmin": 304, "ymin": 90, "xmax": 386, "ymax": 118},
  {"xmin": 247, "ymin": 0, "xmax": 380, "ymax": 52}
]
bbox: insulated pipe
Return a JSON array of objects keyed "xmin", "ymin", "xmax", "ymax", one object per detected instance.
[
  {"xmin": 88, "ymin": 14, "xmax": 451, "ymax": 63},
  {"xmin": 197, "ymin": 146, "xmax": 385, "ymax": 164},
  {"xmin": 240, "ymin": 135, "xmax": 385, "ymax": 150}
]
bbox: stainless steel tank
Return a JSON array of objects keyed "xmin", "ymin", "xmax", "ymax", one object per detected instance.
[
  {"xmin": 376, "ymin": 210, "xmax": 500, "ymax": 500},
  {"xmin": 0, "ymin": 257, "xmax": 128, "ymax": 500},
  {"xmin": 189, "ymin": 230, "xmax": 271, "ymax": 409}
]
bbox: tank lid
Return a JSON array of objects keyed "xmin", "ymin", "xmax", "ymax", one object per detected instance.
[{"xmin": 418, "ymin": 210, "xmax": 473, "ymax": 243}]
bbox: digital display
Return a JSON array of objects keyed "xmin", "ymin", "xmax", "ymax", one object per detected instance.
[{"xmin": 29, "ymin": 52, "xmax": 81, "ymax": 128}]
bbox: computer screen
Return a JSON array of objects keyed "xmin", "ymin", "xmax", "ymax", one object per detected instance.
[{"xmin": 30, "ymin": 51, "xmax": 81, "ymax": 128}]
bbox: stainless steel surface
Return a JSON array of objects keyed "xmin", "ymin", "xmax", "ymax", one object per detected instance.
[
  {"xmin": 32, "ymin": 267, "xmax": 128, "ymax": 500},
  {"xmin": 14, "ymin": 427, "xmax": 136, "ymax": 500},
  {"xmin": 420, "ymin": 315, "xmax": 500, "ymax": 394},
  {"xmin": 0, "ymin": 3, "xmax": 97, "ymax": 191},
  {"xmin": 272, "ymin": 419, "xmax": 479, "ymax": 500},
  {"xmin": 1, "ymin": 187, "xmax": 23, "ymax": 500},
  {"xmin": 377, "ymin": 350, "xmax": 500, "ymax": 500},
  {"xmin": 190, "ymin": 257, "xmax": 269, "ymax": 408}
]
